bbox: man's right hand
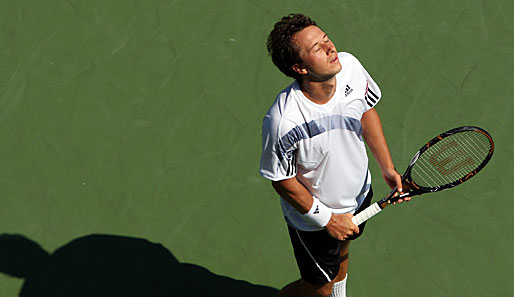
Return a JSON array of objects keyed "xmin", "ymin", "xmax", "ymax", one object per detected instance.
[{"xmin": 324, "ymin": 213, "xmax": 359, "ymax": 241}]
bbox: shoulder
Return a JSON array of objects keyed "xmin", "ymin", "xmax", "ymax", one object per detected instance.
[
  {"xmin": 338, "ymin": 52, "xmax": 365, "ymax": 70},
  {"xmin": 338, "ymin": 52, "xmax": 360, "ymax": 62},
  {"xmin": 263, "ymin": 82, "xmax": 300, "ymax": 132}
]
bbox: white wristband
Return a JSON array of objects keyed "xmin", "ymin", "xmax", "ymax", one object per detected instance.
[{"xmin": 301, "ymin": 197, "xmax": 332, "ymax": 228}]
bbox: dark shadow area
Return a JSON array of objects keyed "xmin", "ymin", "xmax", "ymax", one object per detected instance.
[{"xmin": 0, "ymin": 234, "xmax": 278, "ymax": 297}]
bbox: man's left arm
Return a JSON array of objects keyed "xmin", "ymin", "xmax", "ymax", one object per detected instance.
[{"xmin": 361, "ymin": 108, "xmax": 410, "ymax": 203}]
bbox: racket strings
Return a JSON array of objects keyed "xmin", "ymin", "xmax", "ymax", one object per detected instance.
[{"xmin": 411, "ymin": 131, "xmax": 492, "ymax": 188}]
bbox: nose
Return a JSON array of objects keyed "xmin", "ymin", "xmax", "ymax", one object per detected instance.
[{"xmin": 325, "ymin": 42, "xmax": 335, "ymax": 55}]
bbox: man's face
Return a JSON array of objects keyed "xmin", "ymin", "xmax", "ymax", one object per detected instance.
[{"xmin": 292, "ymin": 25, "xmax": 342, "ymax": 81}]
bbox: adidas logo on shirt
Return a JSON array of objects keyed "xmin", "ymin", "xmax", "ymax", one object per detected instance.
[
  {"xmin": 314, "ymin": 206, "xmax": 319, "ymax": 214},
  {"xmin": 345, "ymin": 85, "xmax": 353, "ymax": 97}
]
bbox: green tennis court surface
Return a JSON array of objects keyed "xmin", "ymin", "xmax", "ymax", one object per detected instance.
[{"xmin": 0, "ymin": 0, "xmax": 512, "ymax": 296}]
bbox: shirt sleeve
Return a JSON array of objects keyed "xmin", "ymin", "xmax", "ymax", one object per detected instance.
[
  {"xmin": 346, "ymin": 53, "xmax": 382, "ymax": 112},
  {"xmin": 363, "ymin": 71, "xmax": 382, "ymax": 111},
  {"xmin": 259, "ymin": 113, "xmax": 297, "ymax": 181}
]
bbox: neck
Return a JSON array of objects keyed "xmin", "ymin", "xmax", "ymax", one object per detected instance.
[{"xmin": 299, "ymin": 76, "xmax": 337, "ymax": 105}]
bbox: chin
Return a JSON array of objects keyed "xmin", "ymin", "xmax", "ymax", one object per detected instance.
[{"xmin": 333, "ymin": 61, "xmax": 342, "ymax": 73}]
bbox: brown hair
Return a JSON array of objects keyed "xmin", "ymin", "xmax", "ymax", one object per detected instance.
[{"xmin": 266, "ymin": 14, "xmax": 317, "ymax": 80}]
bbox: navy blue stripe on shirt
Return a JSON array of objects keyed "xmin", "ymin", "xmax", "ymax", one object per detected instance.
[{"xmin": 276, "ymin": 115, "xmax": 362, "ymax": 161}]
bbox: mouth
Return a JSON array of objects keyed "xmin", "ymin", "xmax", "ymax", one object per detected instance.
[{"xmin": 330, "ymin": 55, "xmax": 339, "ymax": 64}]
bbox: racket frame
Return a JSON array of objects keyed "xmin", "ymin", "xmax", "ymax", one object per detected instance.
[{"xmin": 383, "ymin": 126, "xmax": 494, "ymax": 208}]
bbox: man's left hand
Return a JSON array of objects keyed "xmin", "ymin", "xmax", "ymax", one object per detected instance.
[{"xmin": 382, "ymin": 167, "xmax": 411, "ymax": 204}]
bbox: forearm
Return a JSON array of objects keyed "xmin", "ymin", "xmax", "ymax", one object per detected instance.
[
  {"xmin": 361, "ymin": 108, "xmax": 395, "ymax": 172},
  {"xmin": 272, "ymin": 177, "xmax": 358, "ymax": 237},
  {"xmin": 271, "ymin": 177, "xmax": 314, "ymax": 214}
]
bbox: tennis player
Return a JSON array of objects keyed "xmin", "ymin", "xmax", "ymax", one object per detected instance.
[{"xmin": 260, "ymin": 14, "xmax": 408, "ymax": 297}]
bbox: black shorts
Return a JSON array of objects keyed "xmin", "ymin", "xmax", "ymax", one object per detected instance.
[{"xmin": 286, "ymin": 187, "xmax": 373, "ymax": 286}]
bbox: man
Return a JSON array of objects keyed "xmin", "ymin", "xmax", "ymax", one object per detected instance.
[{"xmin": 260, "ymin": 14, "xmax": 409, "ymax": 297}]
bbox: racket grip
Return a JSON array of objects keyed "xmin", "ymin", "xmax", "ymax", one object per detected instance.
[{"xmin": 351, "ymin": 202, "xmax": 382, "ymax": 226}]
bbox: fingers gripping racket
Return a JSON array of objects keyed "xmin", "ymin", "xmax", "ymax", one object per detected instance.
[{"xmin": 352, "ymin": 126, "xmax": 494, "ymax": 226}]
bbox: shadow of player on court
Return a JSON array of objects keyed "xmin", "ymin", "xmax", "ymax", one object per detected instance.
[{"xmin": 0, "ymin": 234, "xmax": 278, "ymax": 297}]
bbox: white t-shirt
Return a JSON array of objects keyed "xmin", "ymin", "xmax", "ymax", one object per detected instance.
[{"xmin": 259, "ymin": 52, "xmax": 382, "ymax": 231}]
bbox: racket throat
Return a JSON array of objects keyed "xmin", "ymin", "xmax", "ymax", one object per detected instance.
[{"xmin": 381, "ymin": 192, "xmax": 411, "ymax": 208}]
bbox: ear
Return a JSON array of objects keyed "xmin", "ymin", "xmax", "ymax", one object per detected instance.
[{"xmin": 292, "ymin": 63, "xmax": 308, "ymax": 76}]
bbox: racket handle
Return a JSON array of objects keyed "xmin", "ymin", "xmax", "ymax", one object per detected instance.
[{"xmin": 351, "ymin": 202, "xmax": 382, "ymax": 226}]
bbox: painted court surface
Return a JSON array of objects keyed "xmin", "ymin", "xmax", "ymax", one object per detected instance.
[{"xmin": 0, "ymin": 1, "xmax": 513, "ymax": 296}]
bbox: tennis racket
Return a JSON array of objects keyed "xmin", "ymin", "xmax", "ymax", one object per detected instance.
[{"xmin": 352, "ymin": 126, "xmax": 494, "ymax": 226}]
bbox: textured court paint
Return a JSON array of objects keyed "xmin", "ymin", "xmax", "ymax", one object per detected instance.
[{"xmin": 0, "ymin": 0, "xmax": 512, "ymax": 296}]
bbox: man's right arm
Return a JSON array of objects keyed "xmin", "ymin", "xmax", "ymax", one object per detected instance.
[
  {"xmin": 271, "ymin": 178, "xmax": 314, "ymax": 214},
  {"xmin": 271, "ymin": 178, "xmax": 359, "ymax": 240}
]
